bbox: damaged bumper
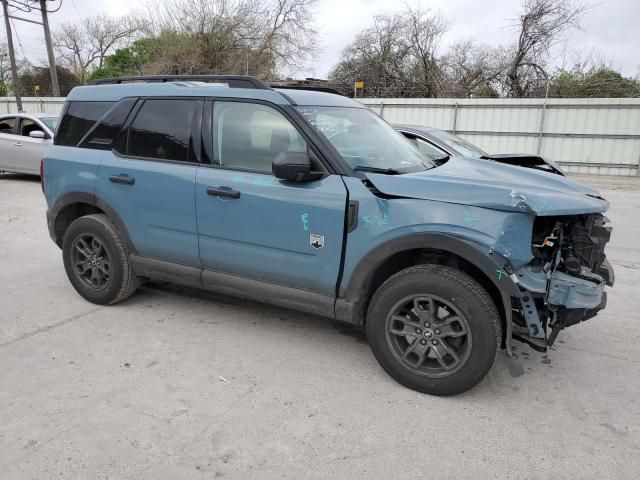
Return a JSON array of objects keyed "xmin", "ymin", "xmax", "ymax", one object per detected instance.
[
  {"xmin": 512, "ymin": 264, "xmax": 611, "ymax": 350},
  {"xmin": 509, "ymin": 214, "xmax": 614, "ymax": 351}
]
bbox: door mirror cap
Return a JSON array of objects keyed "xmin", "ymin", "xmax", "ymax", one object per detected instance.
[
  {"xmin": 272, "ymin": 152, "xmax": 322, "ymax": 182},
  {"xmin": 29, "ymin": 130, "xmax": 46, "ymax": 139}
]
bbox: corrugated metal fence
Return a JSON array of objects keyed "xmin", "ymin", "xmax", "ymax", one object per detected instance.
[
  {"xmin": 1, "ymin": 97, "xmax": 66, "ymax": 115},
  {"xmin": 2, "ymin": 96, "xmax": 639, "ymax": 175},
  {"xmin": 360, "ymin": 97, "xmax": 640, "ymax": 176}
]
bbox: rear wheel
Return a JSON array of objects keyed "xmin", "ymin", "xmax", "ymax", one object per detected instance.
[
  {"xmin": 62, "ymin": 214, "xmax": 138, "ymax": 305},
  {"xmin": 367, "ymin": 264, "xmax": 501, "ymax": 395}
]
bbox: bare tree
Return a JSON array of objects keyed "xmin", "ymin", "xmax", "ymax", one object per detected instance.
[
  {"xmin": 329, "ymin": 13, "xmax": 414, "ymax": 97},
  {"xmin": 329, "ymin": 7, "xmax": 448, "ymax": 97},
  {"xmin": 442, "ymin": 40, "xmax": 510, "ymax": 97},
  {"xmin": 404, "ymin": 5, "xmax": 448, "ymax": 97},
  {"xmin": 257, "ymin": 0, "xmax": 317, "ymax": 73},
  {"xmin": 507, "ymin": 0, "xmax": 588, "ymax": 96},
  {"xmin": 137, "ymin": 0, "xmax": 317, "ymax": 78},
  {"xmin": 54, "ymin": 15, "xmax": 138, "ymax": 82},
  {"xmin": 0, "ymin": 43, "xmax": 12, "ymax": 94}
]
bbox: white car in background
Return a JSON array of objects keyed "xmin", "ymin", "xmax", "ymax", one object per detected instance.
[{"xmin": 0, "ymin": 112, "xmax": 58, "ymax": 176}]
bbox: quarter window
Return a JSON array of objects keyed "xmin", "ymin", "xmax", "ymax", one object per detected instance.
[
  {"xmin": 55, "ymin": 101, "xmax": 113, "ymax": 146},
  {"xmin": 80, "ymin": 99, "xmax": 136, "ymax": 151},
  {"xmin": 127, "ymin": 99, "xmax": 200, "ymax": 162},
  {"xmin": 213, "ymin": 102, "xmax": 307, "ymax": 173}
]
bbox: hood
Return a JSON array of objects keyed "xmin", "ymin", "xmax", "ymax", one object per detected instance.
[{"xmin": 365, "ymin": 157, "xmax": 607, "ymax": 216}]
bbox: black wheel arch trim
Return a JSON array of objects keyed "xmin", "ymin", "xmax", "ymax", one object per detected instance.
[
  {"xmin": 339, "ymin": 233, "xmax": 521, "ymax": 322},
  {"xmin": 48, "ymin": 191, "xmax": 137, "ymax": 254}
]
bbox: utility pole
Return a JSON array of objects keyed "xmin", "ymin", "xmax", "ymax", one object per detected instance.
[
  {"xmin": 1, "ymin": 0, "xmax": 23, "ymax": 111},
  {"xmin": 39, "ymin": 0, "xmax": 59, "ymax": 96}
]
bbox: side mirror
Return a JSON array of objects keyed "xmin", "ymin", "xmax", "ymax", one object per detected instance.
[
  {"xmin": 272, "ymin": 152, "xmax": 322, "ymax": 182},
  {"xmin": 29, "ymin": 130, "xmax": 45, "ymax": 139}
]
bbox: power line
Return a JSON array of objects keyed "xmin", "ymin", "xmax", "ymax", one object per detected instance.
[
  {"xmin": 6, "ymin": 0, "xmax": 63, "ymax": 14},
  {"xmin": 8, "ymin": 16, "xmax": 26, "ymax": 59},
  {"xmin": 68, "ymin": 0, "xmax": 80, "ymax": 17}
]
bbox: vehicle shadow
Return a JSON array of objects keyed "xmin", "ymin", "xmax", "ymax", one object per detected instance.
[
  {"xmin": 136, "ymin": 280, "xmax": 369, "ymax": 342},
  {"xmin": 0, "ymin": 173, "xmax": 40, "ymax": 183}
]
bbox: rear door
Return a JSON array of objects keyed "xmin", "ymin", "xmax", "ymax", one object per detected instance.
[
  {"xmin": 94, "ymin": 97, "xmax": 203, "ymax": 268},
  {"xmin": 195, "ymin": 100, "xmax": 347, "ymax": 295},
  {"xmin": 0, "ymin": 116, "xmax": 20, "ymax": 171},
  {"xmin": 14, "ymin": 117, "xmax": 51, "ymax": 173}
]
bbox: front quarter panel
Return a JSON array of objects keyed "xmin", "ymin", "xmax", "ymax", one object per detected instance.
[{"xmin": 339, "ymin": 177, "xmax": 535, "ymax": 296}]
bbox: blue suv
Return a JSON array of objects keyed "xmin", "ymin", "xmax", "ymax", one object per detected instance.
[{"xmin": 42, "ymin": 75, "xmax": 614, "ymax": 395}]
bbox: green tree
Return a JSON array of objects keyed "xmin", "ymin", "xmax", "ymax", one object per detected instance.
[
  {"xmin": 18, "ymin": 65, "xmax": 80, "ymax": 97},
  {"xmin": 87, "ymin": 39, "xmax": 154, "ymax": 82},
  {"xmin": 550, "ymin": 67, "xmax": 640, "ymax": 97}
]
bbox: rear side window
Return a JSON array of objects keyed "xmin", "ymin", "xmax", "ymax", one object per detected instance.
[
  {"xmin": 0, "ymin": 117, "xmax": 16, "ymax": 134},
  {"xmin": 55, "ymin": 101, "xmax": 113, "ymax": 146},
  {"xmin": 79, "ymin": 99, "xmax": 136, "ymax": 150},
  {"xmin": 127, "ymin": 99, "xmax": 200, "ymax": 162}
]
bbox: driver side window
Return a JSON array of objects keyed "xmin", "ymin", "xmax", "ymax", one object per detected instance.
[
  {"xmin": 19, "ymin": 118, "xmax": 45, "ymax": 138},
  {"xmin": 212, "ymin": 102, "xmax": 307, "ymax": 173}
]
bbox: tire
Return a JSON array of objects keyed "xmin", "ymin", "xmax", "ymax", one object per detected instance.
[
  {"xmin": 366, "ymin": 264, "xmax": 501, "ymax": 396},
  {"xmin": 62, "ymin": 214, "xmax": 138, "ymax": 305}
]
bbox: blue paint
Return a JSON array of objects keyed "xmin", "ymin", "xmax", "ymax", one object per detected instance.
[
  {"xmin": 232, "ymin": 174, "xmax": 246, "ymax": 183},
  {"xmin": 360, "ymin": 214, "xmax": 389, "ymax": 226},
  {"xmin": 464, "ymin": 211, "xmax": 478, "ymax": 226},
  {"xmin": 254, "ymin": 177, "xmax": 275, "ymax": 186},
  {"xmin": 496, "ymin": 269, "xmax": 508, "ymax": 280},
  {"xmin": 540, "ymin": 196, "xmax": 552, "ymax": 210},
  {"xmin": 300, "ymin": 212, "xmax": 310, "ymax": 231}
]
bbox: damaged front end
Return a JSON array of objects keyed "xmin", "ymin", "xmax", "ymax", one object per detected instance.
[{"xmin": 512, "ymin": 213, "xmax": 614, "ymax": 351}]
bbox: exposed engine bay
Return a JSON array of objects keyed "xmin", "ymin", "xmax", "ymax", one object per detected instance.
[{"xmin": 512, "ymin": 213, "xmax": 614, "ymax": 351}]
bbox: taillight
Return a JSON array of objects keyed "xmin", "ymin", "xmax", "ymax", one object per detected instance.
[{"xmin": 40, "ymin": 158, "xmax": 44, "ymax": 193}]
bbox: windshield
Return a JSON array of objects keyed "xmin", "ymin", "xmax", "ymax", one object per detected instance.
[
  {"xmin": 40, "ymin": 117, "xmax": 58, "ymax": 132},
  {"xmin": 296, "ymin": 107, "xmax": 434, "ymax": 173},
  {"xmin": 427, "ymin": 129, "xmax": 486, "ymax": 158}
]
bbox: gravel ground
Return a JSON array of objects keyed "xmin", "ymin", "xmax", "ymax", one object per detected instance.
[{"xmin": 1, "ymin": 173, "xmax": 639, "ymax": 479}]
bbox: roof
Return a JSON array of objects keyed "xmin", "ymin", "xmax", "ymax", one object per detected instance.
[
  {"xmin": 274, "ymin": 88, "xmax": 361, "ymax": 107},
  {"xmin": 66, "ymin": 82, "xmax": 365, "ymax": 108}
]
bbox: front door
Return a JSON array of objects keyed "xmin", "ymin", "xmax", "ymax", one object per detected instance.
[
  {"xmin": 94, "ymin": 98, "xmax": 203, "ymax": 267},
  {"xmin": 196, "ymin": 100, "xmax": 347, "ymax": 295}
]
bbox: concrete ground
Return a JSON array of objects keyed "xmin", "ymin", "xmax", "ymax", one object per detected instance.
[{"xmin": 1, "ymin": 173, "xmax": 639, "ymax": 480}]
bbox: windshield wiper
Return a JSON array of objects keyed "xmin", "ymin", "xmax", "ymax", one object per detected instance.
[{"xmin": 353, "ymin": 165, "xmax": 402, "ymax": 175}]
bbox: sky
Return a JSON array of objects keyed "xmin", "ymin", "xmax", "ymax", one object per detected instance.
[{"xmin": 4, "ymin": 0, "xmax": 639, "ymax": 79}]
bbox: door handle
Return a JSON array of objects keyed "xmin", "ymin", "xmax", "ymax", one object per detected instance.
[
  {"xmin": 14, "ymin": 142, "xmax": 22, "ymax": 147},
  {"xmin": 109, "ymin": 174, "xmax": 135, "ymax": 185},
  {"xmin": 207, "ymin": 186, "xmax": 240, "ymax": 199}
]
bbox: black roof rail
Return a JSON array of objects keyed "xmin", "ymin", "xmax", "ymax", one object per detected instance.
[
  {"xmin": 89, "ymin": 75, "xmax": 272, "ymax": 90},
  {"xmin": 270, "ymin": 84, "xmax": 345, "ymax": 96}
]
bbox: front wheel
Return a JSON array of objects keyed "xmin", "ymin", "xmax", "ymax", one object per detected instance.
[{"xmin": 367, "ymin": 264, "xmax": 501, "ymax": 396}]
